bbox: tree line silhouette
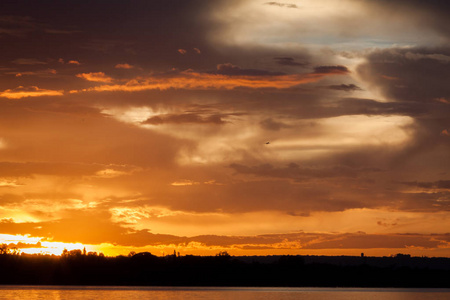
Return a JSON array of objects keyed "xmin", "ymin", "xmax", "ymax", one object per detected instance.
[{"xmin": 0, "ymin": 245, "xmax": 449, "ymax": 287}]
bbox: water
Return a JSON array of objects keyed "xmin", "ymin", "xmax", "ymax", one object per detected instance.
[{"xmin": 0, "ymin": 286, "xmax": 448, "ymax": 300}]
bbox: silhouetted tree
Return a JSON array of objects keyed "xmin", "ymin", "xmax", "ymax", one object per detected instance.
[
  {"xmin": 61, "ymin": 248, "xmax": 69, "ymax": 258},
  {"xmin": 0, "ymin": 251, "xmax": 448, "ymax": 287},
  {"xmin": 0, "ymin": 244, "xmax": 9, "ymax": 255},
  {"xmin": 216, "ymin": 251, "xmax": 230, "ymax": 257},
  {"xmin": 69, "ymin": 249, "xmax": 83, "ymax": 257}
]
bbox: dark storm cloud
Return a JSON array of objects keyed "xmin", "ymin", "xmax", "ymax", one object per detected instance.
[
  {"xmin": 357, "ymin": 48, "xmax": 450, "ymax": 103},
  {"xmin": 274, "ymin": 57, "xmax": 307, "ymax": 67},
  {"xmin": 143, "ymin": 113, "xmax": 227, "ymax": 125},
  {"xmin": 0, "ymin": 0, "xmax": 217, "ymax": 71},
  {"xmin": 313, "ymin": 65, "xmax": 349, "ymax": 74},
  {"xmin": 364, "ymin": 0, "xmax": 450, "ymax": 37},
  {"xmin": 213, "ymin": 63, "xmax": 285, "ymax": 76},
  {"xmin": 240, "ymin": 95, "xmax": 426, "ymax": 121},
  {"xmin": 328, "ymin": 84, "xmax": 362, "ymax": 92},
  {"xmin": 332, "ymin": 98, "xmax": 428, "ymax": 117},
  {"xmin": 357, "ymin": 47, "xmax": 450, "ymax": 174}
]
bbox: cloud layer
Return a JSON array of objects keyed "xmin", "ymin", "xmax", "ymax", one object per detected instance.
[{"xmin": 0, "ymin": 0, "xmax": 448, "ymax": 257}]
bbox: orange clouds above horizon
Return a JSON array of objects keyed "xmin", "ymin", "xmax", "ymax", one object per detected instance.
[
  {"xmin": 0, "ymin": 86, "xmax": 63, "ymax": 99},
  {"xmin": 73, "ymin": 68, "xmax": 347, "ymax": 93},
  {"xmin": 1, "ymin": 64, "xmax": 349, "ymax": 99},
  {"xmin": 72, "ymin": 63, "xmax": 349, "ymax": 93}
]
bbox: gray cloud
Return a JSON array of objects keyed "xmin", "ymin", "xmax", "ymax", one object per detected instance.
[
  {"xmin": 363, "ymin": 0, "xmax": 450, "ymax": 38},
  {"xmin": 328, "ymin": 84, "xmax": 362, "ymax": 92},
  {"xmin": 333, "ymin": 98, "xmax": 428, "ymax": 117},
  {"xmin": 402, "ymin": 180, "xmax": 450, "ymax": 189},
  {"xmin": 213, "ymin": 63, "xmax": 285, "ymax": 76},
  {"xmin": 264, "ymin": 2, "xmax": 298, "ymax": 9},
  {"xmin": 313, "ymin": 65, "xmax": 349, "ymax": 74},
  {"xmin": 274, "ymin": 57, "xmax": 307, "ymax": 67},
  {"xmin": 357, "ymin": 47, "xmax": 450, "ymax": 174},
  {"xmin": 357, "ymin": 48, "xmax": 450, "ymax": 103},
  {"xmin": 143, "ymin": 113, "xmax": 230, "ymax": 125}
]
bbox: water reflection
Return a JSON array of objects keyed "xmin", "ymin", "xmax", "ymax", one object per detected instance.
[{"xmin": 0, "ymin": 286, "xmax": 448, "ymax": 300}]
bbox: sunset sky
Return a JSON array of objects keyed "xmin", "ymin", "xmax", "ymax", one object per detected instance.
[{"xmin": 0, "ymin": 0, "xmax": 449, "ymax": 257}]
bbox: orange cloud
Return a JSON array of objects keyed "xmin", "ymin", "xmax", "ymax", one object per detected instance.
[
  {"xmin": 115, "ymin": 63, "xmax": 134, "ymax": 69},
  {"xmin": 436, "ymin": 97, "xmax": 450, "ymax": 104},
  {"xmin": 0, "ymin": 86, "xmax": 63, "ymax": 99},
  {"xmin": 441, "ymin": 129, "xmax": 450, "ymax": 137},
  {"xmin": 193, "ymin": 48, "xmax": 201, "ymax": 54},
  {"xmin": 178, "ymin": 49, "xmax": 187, "ymax": 54},
  {"xmin": 74, "ymin": 69, "xmax": 341, "ymax": 93},
  {"xmin": 58, "ymin": 59, "xmax": 80, "ymax": 65},
  {"xmin": 171, "ymin": 180, "xmax": 200, "ymax": 186},
  {"xmin": 76, "ymin": 72, "xmax": 113, "ymax": 83},
  {"xmin": 1, "ymin": 213, "xmax": 448, "ymax": 255}
]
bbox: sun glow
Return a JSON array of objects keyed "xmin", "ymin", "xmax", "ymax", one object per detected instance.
[{"xmin": 0, "ymin": 234, "xmax": 100, "ymax": 256}]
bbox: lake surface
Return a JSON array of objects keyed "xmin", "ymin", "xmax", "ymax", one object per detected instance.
[{"xmin": 0, "ymin": 286, "xmax": 448, "ymax": 300}]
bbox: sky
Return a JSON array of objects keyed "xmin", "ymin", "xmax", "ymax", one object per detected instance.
[{"xmin": 0, "ymin": 0, "xmax": 449, "ymax": 257}]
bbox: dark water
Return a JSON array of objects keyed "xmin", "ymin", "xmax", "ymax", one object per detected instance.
[{"xmin": 0, "ymin": 286, "xmax": 448, "ymax": 300}]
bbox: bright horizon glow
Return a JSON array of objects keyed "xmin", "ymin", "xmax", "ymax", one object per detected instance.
[{"xmin": 4, "ymin": 234, "xmax": 449, "ymax": 258}]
